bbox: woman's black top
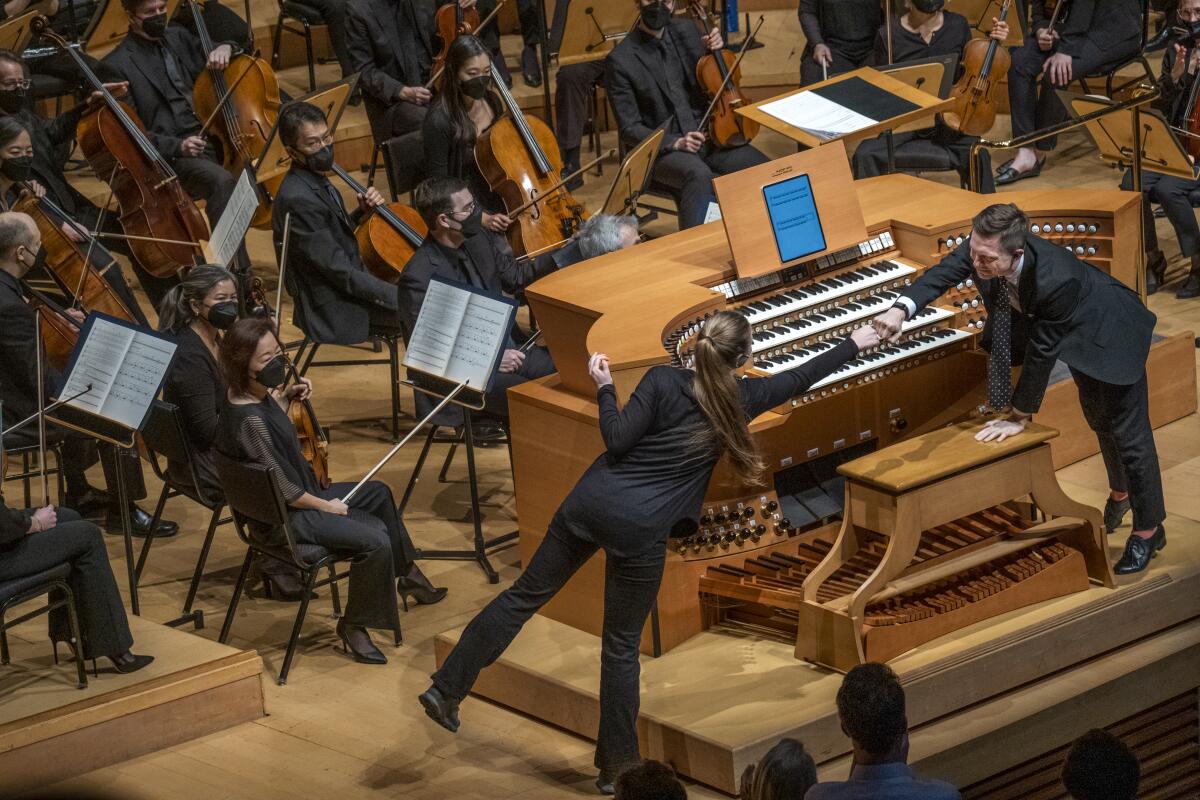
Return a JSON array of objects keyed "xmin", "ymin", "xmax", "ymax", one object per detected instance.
[
  {"xmin": 422, "ymin": 96, "xmax": 505, "ymax": 212},
  {"xmin": 873, "ymin": 11, "xmax": 971, "ymax": 67},
  {"xmin": 799, "ymin": 0, "xmax": 883, "ymax": 63},
  {"xmin": 163, "ymin": 326, "xmax": 226, "ymax": 498},
  {"xmin": 215, "ymin": 395, "xmax": 322, "ymax": 508},
  {"xmin": 553, "ymin": 338, "xmax": 858, "ymax": 559}
]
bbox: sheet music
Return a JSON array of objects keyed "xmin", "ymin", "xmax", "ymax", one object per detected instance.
[
  {"xmin": 404, "ymin": 280, "xmax": 470, "ymax": 375},
  {"xmin": 403, "ymin": 278, "xmax": 516, "ymax": 392},
  {"xmin": 98, "ymin": 334, "xmax": 176, "ymax": 428},
  {"xmin": 208, "ymin": 170, "xmax": 259, "ymax": 268},
  {"xmin": 758, "ymin": 91, "xmax": 876, "ymax": 140},
  {"xmin": 444, "ymin": 293, "xmax": 514, "ymax": 386},
  {"xmin": 60, "ymin": 318, "xmax": 134, "ymax": 417}
]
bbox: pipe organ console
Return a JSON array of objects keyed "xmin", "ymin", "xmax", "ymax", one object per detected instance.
[{"xmin": 509, "ymin": 175, "xmax": 1185, "ymax": 658}]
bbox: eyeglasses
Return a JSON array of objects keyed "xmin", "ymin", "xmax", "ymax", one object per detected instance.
[
  {"xmin": 0, "ymin": 80, "xmax": 30, "ymax": 91},
  {"xmin": 453, "ymin": 200, "xmax": 479, "ymax": 216}
]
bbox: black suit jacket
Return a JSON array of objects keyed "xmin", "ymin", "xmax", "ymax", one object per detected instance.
[
  {"xmin": 346, "ymin": 0, "xmax": 434, "ymax": 117},
  {"xmin": 0, "ymin": 501, "xmax": 32, "ymax": 547},
  {"xmin": 1030, "ymin": 0, "xmax": 1141, "ymax": 59},
  {"xmin": 901, "ymin": 234, "xmax": 1156, "ymax": 413},
  {"xmin": 271, "ymin": 166, "xmax": 399, "ymax": 345},
  {"xmin": 14, "ymin": 108, "xmax": 92, "ymax": 220},
  {"xmin": 0, "ymin": 270, "xmax": 59, "ymax": 425},
  {"xmin": 605, "ymin": 21, "xmax": 707, "ymax": 153}
]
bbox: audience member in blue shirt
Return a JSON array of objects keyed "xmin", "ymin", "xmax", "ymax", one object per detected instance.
[{"xmin": 805, "ymin": 663, "xmax": 959, "ymax": 800}]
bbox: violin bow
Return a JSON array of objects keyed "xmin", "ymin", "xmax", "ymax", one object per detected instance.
[
  {"xmin": 696, "ymin": 15, "xmax": 765, "ymax": 133},
  {"xmin": 77, "ymin": 166, "xmax": 118, "ymax": 306},
  {"xmin": 506, "ymin": 148, "xmax": 615, "ymax": 217},
  {"xmin": 197, "ymin": 62, "xmax": 256, "ymax": 139}
]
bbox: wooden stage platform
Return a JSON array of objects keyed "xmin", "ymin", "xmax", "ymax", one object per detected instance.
[{"xmin": 0, "ymin": 615, "xmax": 264, "ymax": 796}]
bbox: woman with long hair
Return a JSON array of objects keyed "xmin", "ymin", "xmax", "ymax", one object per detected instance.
[
  {"xmin": 421, "ymin": 34, "xmax": 511, "ymax": 233},
  {"xmin": 215, "ymin": 318, "xmax": 447, "ymax": 663},
  {"xmin": 739, "ymin": 738, "xmax": 818, "ymax": 800},
  {"xmin": 420, "ymin": 311, "xmax": 880, "ymax": 793}
]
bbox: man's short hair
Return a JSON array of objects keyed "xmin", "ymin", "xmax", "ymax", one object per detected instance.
[
  {"xmin": 577, "ymin": 214, "xmax": 638, "ymax": 260},
  {"xmin": 972, "ymin": 203, "xmax": 1028, "ymax": 254},
  {"xmin": 278, "ymin": 101, "xmax": 328, "ymax": 150},
  {"xmin": 614, "ymin": 760, "xmax": 687, "ymax": 800},
  {"xmin": 836, "ymin": 663, "xmax": 907, "ymax": 756},
  {"xmin": 413, "ymin": 176, "xmax": 469, "ymax": 228},
  {"xmin": 0, "ymin": 48, "xmax": 25, "ymax": 73},
  {"xmin": 1062, "ymin": 730, "xmax": 1140, "ymax": 800},
  {"xmin": 0, "ymin": 213, "xmax": 34, "ymax": 262}
]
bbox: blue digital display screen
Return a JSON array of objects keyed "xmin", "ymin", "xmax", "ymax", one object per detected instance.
[{"xmin": 762, "ymin": 173, "xmax": 827, "ymax": 264}]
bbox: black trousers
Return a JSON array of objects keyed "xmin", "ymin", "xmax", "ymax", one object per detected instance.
[
  {"xmin": 0, "ymin": 508, "xmax": 133, "ymax": 659},
  {"xmin": 1120, "ymin": 167, "xmax": 1200, "ymax": 258},
  {"xmin": 799, "ymin": 45, "xmax": 868, "ymax": 87},
  {"xmin": 1071, "ymin": 368, "xmax": 1165, "ymax": 531},
  {"xmin": 5, "ymin": 425, "xmax": 146, "ymax": 506},
  {"xmin": 1007, "ymin": 38, "xmax": 1138, "ymax": 151},
  {"xmin": 555, "ymin": 60, "xmax": 606, "ymax": 160},
  {"xmin": 433, "ymin": 517, "xmax": 666, "ymax": 772},
  {"xmin": 652, "ymin": 143, "xmax": 770, "ymax": 229},
  {"xmin": 851, "ymin": 129, "xmax": 996, "ymax": 193},
  {"xmin": 286, "ymin": 480, "xmax": 415, "ymax": 630},
  {"xmin": 484, "ymin": 344, "xmax": 555, "ymax": 420}
]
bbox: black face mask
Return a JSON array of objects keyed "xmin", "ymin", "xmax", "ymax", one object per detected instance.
[
  {"xmin": 640, "ymin": 1, "xmax": 672, "ymax": 31},
  {"xmin": 301, "ymin": 144, "xmax": 334, "ymax": 173},
  {"xmin": 1, "ymin": 155, "xmax": 32, "ymax": 182},
  {"xmin": 204, "ymin": 301, "xmax": 238, "ymax": 330},
  {"xmin": 141, "ymin": 12, "xmax": 168, "ymax": 39},
  {"xmin": 461, "ymin": 75, "xmax": 491, "ymax": 100},
  {"xmin": 255, "ymin": 354, "xmax": 288, "ymax": 389},
  {"xmin": 0, "ymin": 87, "xmax": 27, "ymax": 114},
  {"xmin": 911, "ymin": 0, "xmax": 944, "ymax": 12},
  {"xmin": 454, "ymin": 205, "xmax": 484, "ymax": 237},
  {"xmin": 16, "ymin": 243, "xmax": 43, "ymax": 274}
]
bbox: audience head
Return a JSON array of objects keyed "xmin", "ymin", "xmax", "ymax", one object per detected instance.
[
  {"xmin": 738, "ymin": 738, "xmax": 817, "ymax": 800},
  {"xmin": 123, "ymin": 0, "xmax": 170, "ymax": 40},
  {"xmin": 1061, "ymin": 730, "xmax": 1139, "ymax": 800},
  {"xmin": 157, "ymin": 264, "xmax": 239, "ymax": 334},
  {"xmin": 0, "ymin": 211, "xmax": 40, "ymax": 278},
  {"xmin": 969, "ymin": 203, "xmax": 1027, "ymax": 280},
  {"xmin": 614, "ymin": 760, "xmax": 687, "ymax": 800},
  {"xmin": 279, "ymin": 101, "xmax": 335, "ymax": 173},
  {"xmin": 414, "ymin": 176, "xmax": 480, "ymax": 241},
  {"xmin": 0, "ymin": 49, "xmax": 30, "ymax": 114},
  {"xmin": 690, "ymin": 310, "xmax": 762, "ymax": 484},
  {"xmin": 836, "ymin": 663, "xmax": 908, "ymax": 764},
  {"xmin": 219, "ymin": 317, "xmax": 287, "ymax": 396},
  {"xmin": 577, "ymin": 214, "xmax": 639, "ymax": 260}
]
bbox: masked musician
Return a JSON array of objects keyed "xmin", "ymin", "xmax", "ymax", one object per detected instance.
[
  {"xmin": 996, "ymin": 0, "xmax": 1143, "ymax": 184},
  {"xmin": 605, "ymin": 0, "xmax": 768, "ymax": 230},
  {"xmin": 215, "ymin": 317, "xmax": 446, "ymax": 664},
  {"xmin": 799, "ymin": 0, "xmax": 883, "ymax": 86}
]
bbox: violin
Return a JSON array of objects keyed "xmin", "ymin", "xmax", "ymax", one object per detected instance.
[
  {"xmin": 942, "ymin": 0, "xmax": 1012, "ymax": 137},
  {"xmin": 431, "ymin": 1, "xmax": 482, "ymax": 87},
  {"xmin": 186, "ymin": 0, "xmax": 282, "ymax": 230},
  {"xmin": 475, "ymin": 61, "xmax": 588, "ymax": 256},
  {"xmin": 687, "ymin": 2, "xmax": 759, "ymax": 148},
  {"xmin": 32, "ymin": 16, "xmax": 209, "ymax": 281},
  {"xmin": 14, "ymin": 191, "xmax": 140, "ymax": 324},
  {"xmin": 329, "ymin": 163, "xmax": 428, "ymax": 283}
]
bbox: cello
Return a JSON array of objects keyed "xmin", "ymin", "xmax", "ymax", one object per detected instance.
[
  {"xmin": 32, "ymin": 16, "xmax": 209, "ymax": 280},
  {"xmin": 475, "ymin": 61, "xmax": 588, "ymax": 256},
  {"xmin": 186, "ymin": 0, "xmax": 282, "ymax": 229},
  {"xmin": 329, "ymin": 163, "xmax": 428, "ymax": 282},
  {"xmin": 430, "ymin": 1, "xmax": 482, "ymax": 87},
  {"xmin": 687, "ymin": 2, "xmax": 759, "ymax": 148},
  {"xmin": 942, "ymin": 0, "xmax": 1012, "ymax": 136},
  {"xmin": 23, "ymin": 282, "xmax": 81, "ymax": 373}
]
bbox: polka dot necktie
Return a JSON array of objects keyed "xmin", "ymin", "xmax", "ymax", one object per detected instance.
[{"xmin": 987, "ymin": 278, "xmax": 1013, "ymax": 412}]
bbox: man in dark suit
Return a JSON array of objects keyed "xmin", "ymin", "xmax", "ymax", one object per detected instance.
[
  {"xmin": 401, "ymin": 176, "xmax": 556, "ymax": 419},
  {"xmin": 604, "ymin": 0, "xmax": 768, "ymax": 229},
  {"xmin": 345, "ymin": 0, "xmax": 433, "ymax": 143},
  {"xmin": 873, "ymin": 203, "xmax": 1166, "ymax": 575},
  {"xmin": 101, "ymin": 0, "xmax": 249, "ymax": 305},
  {"xmin": 271, "ymin": 101, "xmax": 399, "ymax": 346},
  {"xmin": 0, "ymin": 212, "xmax": 177, "ymax": 537},
  {"xmin": 996, "ymin": 0, "xmax": 1143, "ymax": 184}
]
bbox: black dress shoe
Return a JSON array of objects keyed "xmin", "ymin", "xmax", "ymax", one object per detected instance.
[
  {"xmin": 595, "ymin": 770, "xmax": 616, "ymax": 795},
  {"xmin": 105, "ymin": 505, "xmax": 179, "ymax": 538},
  {"xmin": 64, "ymin": 488, "xmax": 112, "ymax": 517},
  {"xmin": 562, "ymin": 164, "xmax": 583, "ymax": 192},
  {"xmin": 419, "ymin": 685, "xmax": 460, "ymax": 732},
  {"xmin": 397, "ymin": 568, "xmax": 448, "ymax": 610},
  {"xmin": 335, "ymin": 619, "xmax": 387, "ymax": 664},
  {"xmin": 1176, "ymin": 272, "xmax": 1200, "ymax": 299},
  {"xmin": 1146, "ymin": 250, "xmax": 1167, "ymax": 295},
  {"xmin": 107, "ymin": 651, "xmax": 155, "ymax": 674},
  {"xmin": 1103, "ymin": 496, "xmax": 1131, "ymax": 533},
  {"xmin": 1145, "ymin": 24, "xmax": 1176, "ymax": 52},
  {"xmin": 995, "ymin": 158, "xmax": 1044, "ymax": 185},
  {"xmin": 521, "ymin": 45, "xmax": 541, "ymax": 87},
  {"xmin": 1114, "ymin": 525, "xmax": 1166, "ymax": 575}
]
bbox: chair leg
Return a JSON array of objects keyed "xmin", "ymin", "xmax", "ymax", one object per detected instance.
[
  {"xmin": 277, "ymin": 567, "xmax": 320, "ymax": 685},
  {"xmin": 367, "ymin": 143, "xmax": 381, "ymax": 189},
  {"xmin": 438, "ymin": 437, "xmax": 460, "ymax": 483},
  {"xmin": 294, "ymin": 337, "xmax": 310, "ymax": 369},
  {"xmin": 298, "ymin": 343, "xmax": 319, "ymax": 377},
  {"xmin": 21, "ymin": 452, "xmax": 31, "ymax": 508},
  {"xmin": 60, "ymin": 584, "xmax": 87, "ymax": 689},
  {"xmin": 182, "ymin": 507, "xmax": 223, "ymax": 615},
  {"xmin": 399, "ymin": 427, "xmax": 439, "ymax": 513},
  {"xmin": 0, "ymin": 625, "xmax": 9, "ymax": 665},
  {"xmin": 134, "ymin": 484, "xmax": 170, "ymax": 582},
  {"xmin": 271, "ymin": 12, "xmax": 283, "ymax": 71},
  {"xmin": 387, "ymin": 337, "xmax": 401, "ymax": 443},
  {"xmin": 219, "ymin": 549, "xmax": 255, "ymax": 644},
  {"xmin": 303, "ymin": 21, "xmax": 316, "ymax": 92},
  {"xmin": 327, "ymin": 563, "xmax": 342, "ymax": 617}
]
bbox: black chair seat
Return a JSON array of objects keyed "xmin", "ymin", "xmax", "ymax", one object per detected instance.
[
  {"xmin": 280, "ymin": 1, "xmax": 325, "ymax": 22},
  {"xmin": 0, "ymin": 564, "xmax": 72, "ymax": 603},
  {"xmin": 250, "ymin": 538, "xmax": 330, "ymax": 569}
]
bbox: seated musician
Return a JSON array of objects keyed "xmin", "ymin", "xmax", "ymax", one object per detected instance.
[
  {"xmin": 996, "ymin": 0, "xmax": 1143, "ymax": 184},
  {"xmin": 345, "ymin": 0, "xmax": 434, "ymax": 143},
  {"xmin": 535, "ymin": 212, "xmax": 640, "ymax": 272},
  {"xmin": 872, "ymin": 203, "xmax": 1166, "ymax": 576},
  {"xmin": 400, "ymin": 177, "xmax": 556, "ymax": 420},
  {"xmin": 799, "ymin": 0, "xmax": 883, "ymax": 86},
  {"xmin": 1121, "ymin": 0, "xmax": 1200, "ymax": 299},
  {"xmin": 100, "ymin": 0, "xmax": 251, "ymax": 306},
  {"xmin": 0, "ymin": 498, "xmax": 154, "ymax": 675},
  {"xmin": 850, "ymin": 0, "xmax": 1006, "ymax": 192},
  {"xmin": 546, "ymin": 0, "xmax": 607, "ymax": 187},
  {"xmin": 422, "ymin": 35, "xmax": 512, "ymax": 234},
  {"xmin": 0, "ymin": 212, "xmax": 178, "ymax": 538},
  {"xmin": 605, "ymin": 0, "xmax": 769, "ymax": 229},
  {"xmin": 272, "ymin": 101, "xmax": 402, "ymax": 346},
  {"xmin": 171, "ymin": 0, "xmax": 252, "ymax": 53},
  {"xmin": 215, "ymin": 317, "xmax": 446, "ymax": 664}
]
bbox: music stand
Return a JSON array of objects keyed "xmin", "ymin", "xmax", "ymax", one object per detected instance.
[
  {"xmin": 555, "ymin": 0, "xmax": 636, "ymax": 66},
  {"xmin": 0, "ymin": 11, "xmax": 38, "ymax": 52},
  {"xmin": 83, "ymin": 0, "xmax": 183, "ymax": 58},
  {"xmin": 253, "ymin": 76, "xmax": 358, "ymax": 188},
  {"xmin": 600, "ymin": 128, "xmax": 664, "ymax": 217}
]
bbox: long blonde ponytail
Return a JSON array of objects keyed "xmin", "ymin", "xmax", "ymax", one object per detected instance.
[{"xmin": 691, "ymin": 311, "xmax": 763, "ymax": 485}]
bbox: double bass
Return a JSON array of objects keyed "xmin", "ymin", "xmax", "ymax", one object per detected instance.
[
  {"xmin": 32, "ymin": 16, "xmax": 209, "ymax": 280},
  {"xmin": 942, "ymin": 0, "xmax": 1012, "ymax": 136},
  {"xmin": 329, "ymin": 163, "xmax": 428, "ymax": 282},
  {"xmin": 475, "ymin": 62, "xmax": 588, "ymax": 256},
  {"xmin": 687, "ymin": 2, "xmax": 759, "ymax": 148}
]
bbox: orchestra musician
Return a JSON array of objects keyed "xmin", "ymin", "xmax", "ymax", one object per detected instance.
[
  {"xmin": 400, "ymin": 176, "xmax": 555, "ymax": 420},
  {"xmin": 850, "ymin": 0, "xmax": 1005, "ymax": 192},
  {"xmin": 171, "ymin": 0, "xmax": 252, "ymax": 54},
  {"xmin": 422, "ymin": 35, "xmax": 512, "ymax": 234},
  {"xmin": 604, "ymin": 0, "xmax": 769, "ymax": 230},
  {"xmin": 271, "ymin": 101, "xmax": 403, "ymax": 346},
  {"xmin": 534, "ymin": 213, "xmax": 640, "ymax": 272},
  {"xmin": 420, "ymin": 312, "xmax": 880, "ymax": 794},
  {"xmin": 996, "ymin": 0, "xmax": 1143, "ymax": 184},
  {"xmin": 0, "ymin": 211, "xmax": 179, "ymax": 538},
  {"xmin": 100, "ymin": 0, "xmax": 252, "ymax": 305},
  {"xmin": 344, "ymin": 0, "xmax": 436, "ymax": 143},
  {"xmin": 799, "ymin": 0, "xmax": 883, "ymax": 86},
  {"xmin": 1120, "ymin": 0, "xmax": 1200, "ymax": 299},
  {"xmin": 546, "ymin": 0, "xmax": 608, "ymax": 187},
  {"xmin": 872, "ymin": 203, "xmax": 1166, "ymax": 576},
  {"xmin": 215, "ymin": 317, "xmax": 447, "ymax": 664}
]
